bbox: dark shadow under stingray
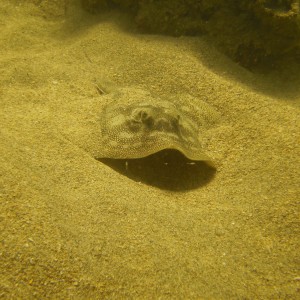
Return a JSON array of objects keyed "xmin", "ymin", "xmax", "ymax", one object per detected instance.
[{"xmin": 97, "ymin": 149, "xmax": 216, "ymax": 191}]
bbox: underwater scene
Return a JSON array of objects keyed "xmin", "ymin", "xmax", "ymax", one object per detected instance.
[{"xmin": 0, "ymin": 0, "xmax": 299, "ymax": 299}]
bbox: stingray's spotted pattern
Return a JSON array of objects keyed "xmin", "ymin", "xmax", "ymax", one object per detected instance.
[{"xmin": 99, "ymin": 88, "xmax": 219, "ymax": 162}]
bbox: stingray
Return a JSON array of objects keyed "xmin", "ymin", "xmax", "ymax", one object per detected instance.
[{"xmin": 95, "ymin": 87, "xmax": 220, "ymax": 164}]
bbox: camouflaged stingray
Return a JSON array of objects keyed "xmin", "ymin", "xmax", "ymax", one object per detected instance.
[{"xmin": 97, "ymin": 88, "xmax": 220, "ymax": 162}]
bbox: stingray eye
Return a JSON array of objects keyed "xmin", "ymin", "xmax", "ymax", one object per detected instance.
[
  {"xmin": 131, "ymin": 108, "xmax": 148, "ymax": 121},
  {"xmin": 131, "ymin": 109, "xmax": 145, "ymax": 123},
  {"xmin": 141, "ymin": 112, "xmax": 154, "ymax": 128},
  {"xmin": 128, "ymin": 107, "xmax": 155, "ymax": 130},
  {"xmin": 140, "ymin": 111, "xmax": 149, "ymax": 121}
]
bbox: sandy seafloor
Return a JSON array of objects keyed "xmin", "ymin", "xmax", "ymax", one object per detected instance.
[{"xmin": 0, "ymin": 1, "xmax": 300, "ymax": 299}]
